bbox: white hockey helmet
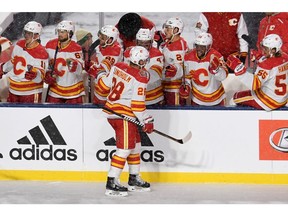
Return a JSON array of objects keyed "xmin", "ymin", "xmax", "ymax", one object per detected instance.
[
  {"xmin": 129, "ymin": 46, "xmax": 150, "ymax": 67},
  {"xmin": 163, "ymin": 17, "xmax": 184, "ymax": 34},
  {"xmin": 136, "ymin": 28, "xmax": 152, "ymax": 41},
  {"xmin": 261, "ymin": 33, "xmax": 283, "ymax": 53},
  {"xmin": 56, "ymin": 20, "xmax": 75, "ymax": 37},
  {"xmin": 195, "ymin": 32, "xmax": 213, "ymax": 46},
  {"xmin": 24, "ymin": 21, "xmax": 42, "ymax": 35},
  {"xmin": 99, "ymin": 25, "xmax": 119, "ymax": 44}
]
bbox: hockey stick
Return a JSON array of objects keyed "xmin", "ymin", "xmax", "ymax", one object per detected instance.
[
  {"xmin": 45, "ymin": 42, "xmax": 59, "ymax": 102},
  {"xmin": 88, "ymin": 39, "xmax": 100, "ymax": 59},
  {"xmin": 241, "ymin": 34, "xmax": 252, "ymax": 69},
  {"xmin": 102, "ymin": 106, "xmax": 192, "ymax": 144},
  {"xmin": 86, "ymin": 39, "xmax": 100, "ymax": 102}
]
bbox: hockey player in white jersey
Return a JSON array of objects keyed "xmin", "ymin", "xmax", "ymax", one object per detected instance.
[
  {"xmin": 161, "ymin": 17, "xmax": 188, "ymax": 106},
  {"xmin": 87, "ymin": 25, "xmax": 123, "ymax": 105},
  {"xmin": 95, "ymin": 46, "xmax": 153, "ymax": 196},
  {"xmin": 0, "ymin": 21, "xmax": 48, "ymax": 103},
  {"xmin": 45, "ymin": 20, "xmax": 85, "ymax": 104},
  {"xmin": 181, "ymin": 32, "xmax": 228, "ymax": 106},
  {"xmin": 123, "ymin": 28, "xmax": 164, "ymax": 106},
  {"xmin": 227, "ymin": 34, "xmax": 288, "ymax": 110}
]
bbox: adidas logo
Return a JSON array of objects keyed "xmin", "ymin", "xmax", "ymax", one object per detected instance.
[
  {"xmin": 96, "ymin": 130, "xmax": 165, "ymax": 163},
  {"xmin": 10, "ymin": 115, "xmax": 77, "ymax": 161}
]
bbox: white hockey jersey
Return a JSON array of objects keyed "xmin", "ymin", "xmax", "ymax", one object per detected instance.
[
  {"xmin": 184, "ymin": 48, "xmax": 228, "ymax": 105},
  {"xmin": 93, "ymin": 41, "xmax": 123, "ymax": 103},
  {"xmin": 162, "ymin": 37, "xmax": 188, "ymax": 93},
  {"xmin": 124, "ymin": 46, "xmax": 164, "ymax": 105},
  {"xmin": 97, "ymin": 62, "xmax": 151, "ymax": 123},
  {"xmin": 45, "ymin": 38, "xmax": 85, "ymax": 99},
  {"xmin": 235, "ymin": 54, "xmax": 288, "ymax": 111},
  {"xmin": 3, "ymin": 39, "xmax": 48, "ymax": 95}
]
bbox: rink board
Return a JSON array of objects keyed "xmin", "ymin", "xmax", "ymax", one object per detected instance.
[{"xmin": 0, "ymin": 104, "xmax": 288, "ymax": 184}]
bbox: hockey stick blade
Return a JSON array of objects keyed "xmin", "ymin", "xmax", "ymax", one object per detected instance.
[
  {"xmin": 181, "ymin": 131, "xmax": 192, "ymax": 144},
  {"xmin": 102, "ymin": 106, "xmax": 192, "ymax": 144},
  {"xmin": 153, "ymin": 130, "xmax": 192, "ymax": 144}
]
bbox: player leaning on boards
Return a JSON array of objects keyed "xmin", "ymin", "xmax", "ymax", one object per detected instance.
[
  {"xmin": 181, "ymin": 32, "xmax": 228, "ymax": 106},
  {"xmin": 44, "ymin": 20, "xmax": 85, "ymax": 104},
  {"xmin": 227, "ymin": 34, "xmax": 288, "ymax": 111},
  {"xmin": 123, "ymin": 28, "xmax": 164, "ymax": 106},
  {"xmin": 161, "ymin": 17, "xmax": 188, "ymax": 106},
  {"xmin": 95, "ymin": 46, "xmax": 153, "ymax": 197},
  {"xmin": 0, "ymin": 21, "xmax": 48, "ymax": 103},
  {"xmin": 87, "ymin": 25, "xmax": 123, "ymax": 105}
]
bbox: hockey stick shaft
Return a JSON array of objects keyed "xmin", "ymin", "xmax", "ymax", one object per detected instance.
[
  {"xmin": 45, "ymin": 43, "xmax": 59, "ymax": 102},
  {"xmin": 102, "ymin": 106, "xmax": 187, "ymax": 144},
  {"xmin": 241, "ymin": 34, "xmax": 251, "ymax": 69},
  {"xmin": 87, "ymin": 39, "xmax": 100, "ymax": 103}
]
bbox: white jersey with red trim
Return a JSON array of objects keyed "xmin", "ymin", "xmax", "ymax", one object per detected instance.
[
  {"xmin": 3, "ymin": 39, "xmax": 48, "ymax": 95},
  {"xmin": 124, "ymin": 46, "xmax": 164, "ymax": 105},
  {"xmin": 93, "ymin": 41, "xmax": 123, "ymax": 102},
  {"xmin": 184, "ymin": 48, "xmax": 228, "ymax": 105},
  {"xmin": 45, "ymin": 38, "xmax": 85, "ymax": 99},
  {"xmin": 96, "ymin": 62, "xmax": 150, "ymax": 123},
  {"xmin": 236, "ymin": 54, "xmax": 288, "ymax": 111},
  {"xmin": 162, "ymin": 37, "xmax": 188, "ymax": 93}
]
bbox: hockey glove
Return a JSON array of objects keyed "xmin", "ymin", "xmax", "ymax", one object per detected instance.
[
  {"xmin": 250, "ymin": 49, "xmax": 261, "ymax": 62},
  {"xmin": 44, "ymin": 71, "xmax": 56, "ymax": 85},
  {"xmin": 87, "ymin": 64, "xmax": 106, "ymax": 78},
  {"xmin": 84, "ymin": 60, "xmax": 94, "ymax": 72},
  {"xmin": 165, "ymin": 64, "xmax": 177, "ymax": 78},
  {"xmin": 179, "ymin": 84, "xmax": 191, "ymax": 99},
  {"xmin": 24, "ymin": 65, "xmax": 38, "ymax": 80},
  {"xmin": 226, "ymin": 54, "xmax": 246, "ymax": 76},
  {"xmin": 154, "ymin": 30, "xmax": 166, "ymax": 47},
  {"xmin": 66, "ymin": 58, "xmax": 78, "ymax": 72},
  {"xmin": 209, "ymin": 55, "xmax": 220, "ymax": 75},
  {"xmin": 143, "ymin": 116, "xmax": 154, "ymax": 134}
]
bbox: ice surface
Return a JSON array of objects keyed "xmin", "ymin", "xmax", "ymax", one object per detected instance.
[{"xmin": 0, "ymin": 180, "xmax": 288, "ymax": 204}]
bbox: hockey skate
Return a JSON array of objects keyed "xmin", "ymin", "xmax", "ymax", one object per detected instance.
[
  {"xmin": 128, "ymin": 174, "xmax": 151, "ymax": 192},
  {"xmin": 105, "ymin": 177, "xmax": 128, "ymax": 197}
]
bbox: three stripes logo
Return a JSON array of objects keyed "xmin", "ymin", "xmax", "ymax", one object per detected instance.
[
  {"xmin": 10, "ymin": 115, "xmax": 77, "ymax": 161},
  {"xmin": 96, "ymin": 129, "xmax": 164, "ymax": 163}
]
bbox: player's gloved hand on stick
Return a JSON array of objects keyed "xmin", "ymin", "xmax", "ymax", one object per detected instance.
[
  {"xmin": 143, "ymin": 116, "xmax": 154, "ymax": 134},
  {"xmin": 179, "ymin": 84, "xmax": 191, "ymax": 99},
  {"xmin": 44, "ymin": 71, "xmax": 56, "ymax": 85},
  {"xmin": 84, "ymin": 60, "xmax": 94, "ymax": 72},
  {"xmin": 25, "ymin": 65, "xmax": 38, "ymax": 80},
  {"xmin": 226, "ymin": 54, "xmax": 246, "ymax": 76}
]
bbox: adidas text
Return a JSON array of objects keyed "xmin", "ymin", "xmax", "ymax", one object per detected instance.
[
  {"xmin": 9, "ymin": 145, "xmax": 78, "ymax": 161},
  {"xmin": 96, "ymin": 149, "xmax": 164, "ymax": 162}
]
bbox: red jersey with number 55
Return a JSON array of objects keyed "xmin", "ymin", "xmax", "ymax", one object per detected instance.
[{"xmin": 97, "ymin": 62, "xmax": 151, "ymax": 123}]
